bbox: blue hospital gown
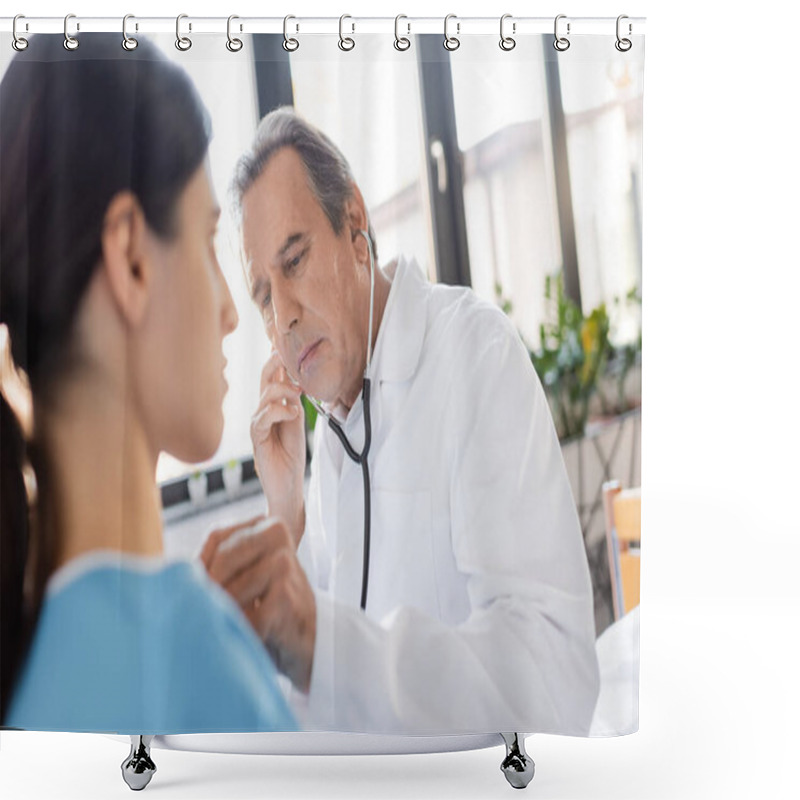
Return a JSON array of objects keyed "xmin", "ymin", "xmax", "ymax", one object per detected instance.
[{"xmin": 6, "ymin": 551, "xmax": 297, "ymax": 734}]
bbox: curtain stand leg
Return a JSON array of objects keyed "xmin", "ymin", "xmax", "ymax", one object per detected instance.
[
  {"xmin": 121, "ymin": 735, "xmax": 156, "ymax": 791},
  {"xmin": 500, "ymin": 732, "xmax": 535, "ymax": 789}
]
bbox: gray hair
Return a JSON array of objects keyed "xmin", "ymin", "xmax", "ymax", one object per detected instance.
[{"xmin": 230, "ymin": 107, "xmax": 377, "ymax": 263}]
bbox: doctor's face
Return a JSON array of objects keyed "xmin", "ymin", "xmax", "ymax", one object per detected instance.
[{"xmin": 241, "ymin": 146, "xmax": 371, "ymax": 407}]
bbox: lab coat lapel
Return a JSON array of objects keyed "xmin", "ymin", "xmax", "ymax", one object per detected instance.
[
  {"xmin": 365, "ymin": 256, "xmax": 428, "ymax": 482},
  {"xmin": 333, "ymin": 457, "xmax": 367, "ymax": 609},
  {"xmin": 323, "ymin": 256, "xmax": 430, "ymax": 612},
  {"xmin": 372, "ymin": 255, "xmax": 428, "ymax": 387},
  {"xmin": 312, "ymin": 424, "xmax": 339, "ymax": 594}
]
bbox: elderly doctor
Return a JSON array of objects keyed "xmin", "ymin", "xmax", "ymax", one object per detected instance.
[{"xmin": 201, "ymin": 108, "xmax": 600, "ymax": 735}]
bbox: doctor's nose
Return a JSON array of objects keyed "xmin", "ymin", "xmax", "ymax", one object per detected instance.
[{"xmin": 271, "ymin": 284, "xmax": 301, "ymax": 336}]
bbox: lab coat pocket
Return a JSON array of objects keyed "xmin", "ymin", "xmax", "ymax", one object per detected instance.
[{"xmin": 369, "ymin": 489, "xmax": 437, "ymax": 624}]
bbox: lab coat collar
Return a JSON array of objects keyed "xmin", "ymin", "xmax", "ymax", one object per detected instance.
[
  {"xmin": 369, "ymin": 253, "xmax": 428, "ymax": 386},
  {"xmin": 325, "ymin": 254, "xmax": 428, "ymax": 426}
]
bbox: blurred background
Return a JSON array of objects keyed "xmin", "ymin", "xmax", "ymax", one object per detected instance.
[
  {"xmin": 157, "ymin": 32, "xmax": 643, "ymax": 633},
  {"xmin": 0, "ymin": 32, "xmax": 643, "ymax": 634}
]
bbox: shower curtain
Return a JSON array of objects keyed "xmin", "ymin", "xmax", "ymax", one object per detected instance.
[{"xmin": 0, "ymin": 13, "xmax": 644, "ymax": 784}]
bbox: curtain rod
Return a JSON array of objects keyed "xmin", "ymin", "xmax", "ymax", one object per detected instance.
[{"xmin": 1, "ymin": 16, "xmax": 646, "ymax": 37}]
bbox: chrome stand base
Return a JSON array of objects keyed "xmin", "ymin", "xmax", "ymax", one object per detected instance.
[
  {"xmin": 500, "ymin": 733, "xmax": 535, "ymax": 789},
  {"xmin": 121, "ymin": 735, "xmax": 156, "ymax": 791}
]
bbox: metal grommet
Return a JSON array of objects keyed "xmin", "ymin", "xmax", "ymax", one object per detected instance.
[
  {"xmin": 553, "ymin": 14, "xmax": 570, "ymax": 52},
  {"xmin": 122, "ymin": 14, "xmax": 138, "ymax": 51},
  {"xmin": 283, "ymin": 15, "xmax": 299, "ymax": 52},
  {"xmin": 175, "ymin": 13, "xmax": 192, "ymax": 51},
  {"xmin": 63, "ymin": 13, "xmax": 79, "ymax": 51},
  {"xmin": 12, "ymin": 15, "xmax": 29, "ymax": 51},
  {"xmin": 499, "ymin": 14, "xmax": 516, "ymax": 51},
  {"xmin": 394, "ymin": 14, "xmax": 411, "ymax": 51},
  {"xmin": 226, "ymin": 15, "xmax": 243, "ymax": 52},
  {"xmin": 443, "ymin": 14, "xmax": 460, "ymax": 51},
  {"xmin": 615, "ymin": 14, "xmax": 632, "ymax": 52},
  {"xmin": 338, "ymin": 14, "xmax": 355, "ymax": 51}
]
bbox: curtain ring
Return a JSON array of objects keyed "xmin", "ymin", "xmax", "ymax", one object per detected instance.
[
  {"xmin": 175, "ymin": 13, "xmax": 192, "ymax": 51},
  {"xmin": 339, "ymin": 15, "xmax": 355, "ymax": 51},
  {"xmin": 12, "ymin": 15, "xmax": 29, "ymax": 51},
  {"xmin": 122, "ymin": 15, "xmax": 138, "ymax": 51},
  {"xmin": 283, "ymin": 15, "xmax": 299, "ymax": 52},
  {"xmin": 63, "ymin": 13, "xmax": 79, "ymax": 51},
  {"xmin": 226, "ymin": 15, "xmax": 243, "ymax": 52},
  {"xmin": 553, "ymin": 14, "xmax": 570, "ymax": 52},
  {"xmin": 499, "ymin": 14, "xmax": 516, "ymax": 51},
  {"xmin": 394, "ymin": 14, "xmax": 411, "ymax": 51},
  {"xmin": 615, "ymin": 15, "xmax": 632, "ymax": 52},
  {"xmin": 444, "ymin": 14, "xmax": 460, "ymax": 51}
]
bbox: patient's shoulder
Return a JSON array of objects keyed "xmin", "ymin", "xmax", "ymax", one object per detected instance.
[{"xmin": 8, "ymin": 556, "xmax": 295, "ymax": 732}]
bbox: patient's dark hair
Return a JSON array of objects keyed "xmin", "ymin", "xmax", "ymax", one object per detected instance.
[{"xmin": 0, "ymin": 34, "xmax": 211, "ymax": 724}]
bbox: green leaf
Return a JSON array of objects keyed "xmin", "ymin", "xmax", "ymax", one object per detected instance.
[{"xmin": 301, "ymin": 394, "xmax": 318, "ymax": 431}]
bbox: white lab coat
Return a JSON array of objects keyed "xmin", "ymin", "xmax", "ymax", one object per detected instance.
[{"xmin": 292, "ymin": 255, "xmax": 599, "ymax": 736}]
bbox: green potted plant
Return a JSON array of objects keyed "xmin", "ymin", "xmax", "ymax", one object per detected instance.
[
  {"xmin": 605, "ymin": 286, "xmax": 642, "ymax": 415},
  {"xmin": 496, "ymin": 272, "xmax": 640, "ymax": 441},
  {"xmin": 301, "ymin": 394, "xmax": 318, "ymax": 462},
  {"xmin": 528, "ymin": 273, "xmax": 610, "ymax": 440}
]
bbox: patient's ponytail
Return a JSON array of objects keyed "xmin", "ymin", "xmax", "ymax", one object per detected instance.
[
  {"xmin": 1, "ymin": 392, "xmax": 33, "ymax": 723},
  {"xmin": 1, "ymin": 390, "xmax": 56, "ymax": 726}
]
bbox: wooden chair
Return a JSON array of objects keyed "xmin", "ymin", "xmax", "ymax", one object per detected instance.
[{"xmin": 602, "ymin": 481, "xmax": 641, "ymax": 620}]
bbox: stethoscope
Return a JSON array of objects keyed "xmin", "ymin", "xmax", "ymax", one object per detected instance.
[{"xmin": 288, "ymin": 229, "xmax": 376, "ymax": 611}]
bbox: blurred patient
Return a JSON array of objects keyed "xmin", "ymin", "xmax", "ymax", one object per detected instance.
[{"xmin": 0, "ymin": 34, "xmax": 295, "ymax": 733}]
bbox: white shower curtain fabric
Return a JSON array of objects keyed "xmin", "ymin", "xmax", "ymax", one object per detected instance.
[{"xmin": 0, "ymin": 27, "xmax": 643, "ymax": 738}]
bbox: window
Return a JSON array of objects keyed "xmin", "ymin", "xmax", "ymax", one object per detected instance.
[
  {"xmin": 2, "ymin": 33, "xmax": 643, "ymax": 491},
  {"xmin": 289, "ymin": 35, "xmax": 435, "ymax": 279},
  {"xmin": 559, "ymin": 37, "xmax": 644, "ymax": 344},
  {"xmin": 450, "ymin": 37, "xmax": 562, "ymax": 347}
]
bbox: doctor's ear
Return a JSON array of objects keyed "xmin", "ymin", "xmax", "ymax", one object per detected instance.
[
  {"xmin": 100, "ymin": 191, "xmax": 151, "ymax": 327},
  {"xmin": 345, "ymin": 184, "xmax": 369, "ymax": 263}
]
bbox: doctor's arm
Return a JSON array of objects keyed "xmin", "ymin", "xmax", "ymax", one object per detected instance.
[{"xmin": 304, "ymin": 315, "xmax": 600, "ymax": 734}]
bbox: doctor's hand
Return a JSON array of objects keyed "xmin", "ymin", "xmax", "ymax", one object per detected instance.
[
  {"xmin": 200, "ymin": 515, "xmax": 317, "ymax": 693},
  {"xmin": 251, "ymin": 353, "xmax": 307, "ymax": 546}
]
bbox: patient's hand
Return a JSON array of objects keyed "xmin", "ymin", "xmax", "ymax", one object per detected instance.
[{"xmin": 200, "ymin": 516, "xmax": 316, "ymax": 693}]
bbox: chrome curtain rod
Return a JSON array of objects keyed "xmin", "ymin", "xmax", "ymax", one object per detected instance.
[{"xmin": 1, "ymin": 15, "xmax": 646, "ymax": 37}]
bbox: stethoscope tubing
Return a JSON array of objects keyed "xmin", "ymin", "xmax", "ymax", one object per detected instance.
[
  {"xmin": 325, "ymin": 376, "xmax": 372, "ymax": 610},
  {"xmin": 302, "ymin": 229, "xmax": 376, "ymax": 611}
]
